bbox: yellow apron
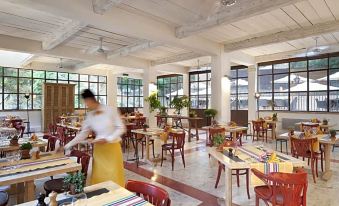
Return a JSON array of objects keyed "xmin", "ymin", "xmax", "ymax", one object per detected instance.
[{"xmin": 91, "ymin": 142, "xmax": 125, "ymax": 187}]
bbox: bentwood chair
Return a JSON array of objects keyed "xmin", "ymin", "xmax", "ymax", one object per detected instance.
[
  {"xmin": 43, "ymin": 123, "xmax": 57, "ymax": 140},
  {"xmin": 252, "ymin": 120, "xmax": 268, "ymax": 142},
  {"xmin": 251, "ymin": 168, "xmax": 308, "ymax": 206},
  {"xmin": 161, "ymin": 132, "xmax": 185, "ymax": 171},
  {"xmin": 126, "ymin": 180, "xmax": 171, "ymax": 206}
]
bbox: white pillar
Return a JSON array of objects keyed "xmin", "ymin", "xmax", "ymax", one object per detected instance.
[
  {"xmin": 106, "ymin": 70, "xmax": 117, "ymax": 108},
  {"xmin": 143, "ymin": 65, "xmax": 157, "ymax": 128},
  {"xmin": 211, "ymin": 52, "xmax": 231, "ymax": 123},
  {"xmin": 182, "ymin": 73, "xmax": 189, "ymax": 116},
  {"xmin": 248, "ymin": 65, "xmax": 257, "ymax": 121}
]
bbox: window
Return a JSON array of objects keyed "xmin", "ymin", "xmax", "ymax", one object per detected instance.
[
  {"xmin": 0, "ymin": 67, "xmax": 107, "ymax": 110},
  {"xmin": 189, "ymin": 70, "xmax": 211, "ymax": 109},
  {"xmin": 117, "ymin": 77, "xmax": 143, "ymax": 108},
  {"xmin": 230, "ymin": 66, "xmax": 248, "ymax": 110},
  {"xmin": 157, "ymin": 74, "xmax": 183, "ymax": 107},
  {"xmin": 257, "ymin": 54, "xmax": 339, "ymax": 112}
]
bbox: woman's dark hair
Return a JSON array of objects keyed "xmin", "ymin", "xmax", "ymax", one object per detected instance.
[{"xmin": 81, "ymin": 89, "xmax": 96, "ymax": 100}]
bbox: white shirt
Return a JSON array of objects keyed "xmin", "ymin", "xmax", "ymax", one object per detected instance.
[{"xmin": 65, "ymin": 104, "xmax": 126, "ymax": 149}]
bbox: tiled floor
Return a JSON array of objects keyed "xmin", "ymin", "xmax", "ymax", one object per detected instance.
[{"xmin": 10, "ymin": 131, "xmax": 339, "ymax": 205}]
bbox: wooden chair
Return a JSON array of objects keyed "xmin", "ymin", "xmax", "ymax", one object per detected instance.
[
  {"xmin": 290, "ymin": 137, "xmax": 319, "ymax": 183},
  {"xmin": 252, "ymin": 120, "xmax": 267, "ymax": 142},
  {"xmin": 300, "ymin": 123, "xmax": 319, "ymax": 132},
  {"xmin": 44, "ymin": 150, "xmax": 90, "ymax": 195},
  {"xmin": 43, "ymin": 123, "xmax": 57, "ymax": 140},
  {"xmin": 208, "ymin": 127, "xmax": 226, "ymax": 146},
  {"xmin": 46, "ymin": 136, "xmax": 59, "ymax": 152},
  {"xmin": 0, "ymin": 191, "xmax": 8, "ymax": 206},
  {"xmin": 18, "ymin": 125, "xmax": 25, "ymax": 138},
  {"xmin": 251, "ymin": 168, "xmax": 308, "ymax": 206},
  {"xmin": 126, "ymin": 180, "xmax": 171, "ymax": 206},
  {"xmin": 161, "ymin": 132, "xmax": 185, "ymax": 171},
  {"xmin": 214, "ymin": 140, "xmax": 250, "ymax": 199}
]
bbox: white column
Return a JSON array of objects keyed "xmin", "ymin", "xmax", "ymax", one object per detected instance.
[
  {"xmin": 211, "ymin": 52, "xmax": 231, "ymax": 123},
  {"xmin": 143, "ymin": 65, "xmax": 157, "ymax": 128},
  {"xmin": 106, "ymin": 70, "xmax": 117, "ymax": 108},
  {"xmin": 248, "ymin": 65, "xmax": 257, "ymax": 121},
  {"xmin": 182, "ymin": 73, "xmax": 189, "ymax": 116}
]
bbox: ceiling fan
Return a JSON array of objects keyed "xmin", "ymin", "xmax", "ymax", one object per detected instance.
[
  {"xmin": 84, "ymin": 37, "xmax": 111, "ymax": 54},
  {"xmin": 206, "ymin": 0, "xmax": 237, "ymax": 16},
  {"xmin": 292, "ymin": 37, "xmax": 330, "ymax": 58}
]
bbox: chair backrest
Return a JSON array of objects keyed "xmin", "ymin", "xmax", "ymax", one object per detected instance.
[
  {"xmin": 290, "ymin": 136, "xmax": 317, "ymax": 158},
  {"xmin": 48, "ymin": 123, "xmax": 57, "ymax": 135},
  {"xmin": 56, "ymin": 127, "xmax": 67, "ymax": 145},
  {"xmin": 208, "ymin": 127, "xmax": 226, "ymax": 146},
  {"xmin": 19, "ymin": 125, "xmax": 25, "ymax": 138},
  {"xmin": 300, "ymin": 123, "xmax": 319, "ymax": 132},
  {"xmin": 125, "ymin": 180, "xmax": 171, "ymax": 206},
  {"xmin": 251, "ymin": 168, "xmax": 308, "ymax": 206},
  {"xmin": 70, "ymin": 150, "xmax": 90, "ymax": 176},
  {"xmin": 134, "ymin": 117, "xmax": 146, "ymax": 126},
  {"xmin": 169, "ymin": 132, "xmax": 185, "ymax": 149},
  {"xmin": 46, "ymin": 136, "xmax": 58, "ymax": 152},
  {"xmin": 252, "ymin": 120, "xmax": 264, "ymax": 131}
]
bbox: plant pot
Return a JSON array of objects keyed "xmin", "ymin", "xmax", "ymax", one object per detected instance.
[
  {"xmin": 69, "ymin": 184, "xmax": 76, "ymax": 195},
  {"xmin": 10, "ymin": 139, "xmax": 19, "ymax": 146},
  {"xmin": 20, "ymin": 149, "xmax": 31, "ymax": 159}
]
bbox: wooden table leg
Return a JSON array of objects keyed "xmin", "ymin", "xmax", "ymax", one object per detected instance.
[
  {"xmin": 24, "ymin": 180, "xmax": 35, "ymax": 202},
  {"xmin": 17, "ymin": 182, "xmax": 25, "ymax": 204},
  {"xmin": 224, "ymin": 167, "xmax": 232, "ymax": 206},
  {"xmin": 322, "ymin": 144, "xmax": 332, "ymax": 181},
  {"xmin": 195, "ymin": 120, "xmax": 199, "ymax": 141},
  {"xmin": 188, "ymin": 120, "xmax": 192, "ymax": 142},
  {"xmin": 145, "ymin": 135, "xmax": 150, "ymax": 161}
]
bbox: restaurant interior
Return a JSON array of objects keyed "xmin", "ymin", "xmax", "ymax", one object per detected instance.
[{"xmin": 0, "ymin": 0, "xmax": 338, "ymax": 205}]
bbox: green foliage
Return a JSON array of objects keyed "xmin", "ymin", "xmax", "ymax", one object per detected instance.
[
  {"xmin": 204, "ymin": 109, "xmax": 218, "ymax": 118},
  {"xmin": 63, "ymin": 172, "xmax": 85, "ymax": 194},
  {"xmin": 145, "ymin": 92, "xmax": 161, "ymax": 113},
  {"xmin": 170, "ymin": 96, "xmax": 190, "ymax": 114},
  {"xmin": 330, "ymin": 129, "xmax": 337, "ymax": 137},
  {"xmin": 20, "ymin": 142, "xmax": 32, "ymax": 150},
  {"xmin": 288, "ymin": 126, "xmax": 294, "ymax": 131},
  {"xmin": 322, "ymin": 118, "xmax": 328, "ymax": 125},
  {"xmin": 159, "ymin": 106, "xmax": 167, "ymax": 115},
  {"xmin": 213, "ymin": 134, "xmax": 225, "ymax": 147},
  {"xmin": 189, "ymin": 110, "xmax": 197, "ymax": 117}
]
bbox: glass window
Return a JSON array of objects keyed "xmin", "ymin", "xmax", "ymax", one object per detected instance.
[
  {"xmin": 4, "ymin": 68, "xmax": 18, "ymax": 77},
  {"xmin": 290, "ymin": 61, "xmax": 307, "ymax": 72},
  {"xmin": 46, "ymin": 71, "xmax": 57, "ymax": 79},
  {"xmin": 69, "ymin": 73, "xmax": 79, "ymax": 81},
  {"xmin": 4, "ymin": 94, "xmax": 17, "ymax": 110},
  {"xmin": 273, "ymin": 63, "xmax": 289, "ymax": 74},
  {"xmin": 189, "ymin": 69, "xmax": 211, "ymax": 109},
  {"xmin": 19, "ymin": 69, "xmax": 32, "ymax": 78},
  {"xmin": 231, "ymin": 66, "xmax": 248, "ymax": 110},
  {"xmin": 330, "ymin": 56, "xmax": 339, "ymax": 69},
  {"xmin": 33, "ymin": 70, "xmax": 45, "ymax": 79},
  {"xmin": 258, "ymin": 75, "xmax": 272, "ymax": 92},
  {"xmin": 157, "ymin": 74, "xmax": 183, "ymax": 108},
  {"xmin": 258, "ymin": 65, "xmax": 272, "ymax": 75},
  {"xmin": 309, "ymin": 58, "xmax": 328, "ymax": 70},
  {"xmin": 117, "ymin": 77, "xmax": 143, "ymax": 108},
  {"xmin": 58, "ymin": 72, "xmax": 68, "ymax": 80}
]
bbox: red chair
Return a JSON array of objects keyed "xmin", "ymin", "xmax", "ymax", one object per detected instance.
[
  {"xmin": 161, "ymin": 132, "xmax": 185, "ymax": 171},
  {"xmin": 43, "ymin": 123, "xmax": 57, "ymax": 140},
  {"xmin": 44, "ymin": 150, "xmax": 90, "ymax": 195},
  {"xmin": 252, "ymin": 120, "xmax": 268, "ymax": 142},
  {"xmin": 214, "ymin": 140, "xmax": 250, "ymax": 199},
  {"xmin": 18, "ymin": 125, "xmax": 25, "ymax": 138},
  {"xmin": 125, "ymin": 180, "xmax": 171, "ymax": 206},
  {"xmin": 251, "ymin": 168, "xmax": 308, "ymax": 206},
  {"xmin": 208, "ymin": 127, "xmax": 226, "ymax": 146},
  {"xmin": 46, "ymin": 136, "xmax": 59, "ymax": 152},
  {"xmin": 290, "ymin": 137, "xmax": 319, "ymax": 183}
]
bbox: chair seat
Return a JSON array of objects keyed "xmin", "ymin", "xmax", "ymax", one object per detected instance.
[
  {"xmin": 254, "ymin": 185, "xmax": 303, "ymax": 206},
  {"xmin": 0, "ymin": 191, "xmax": 9, "ymax": 206},
  {"xmin": 162, "ymin": 143, "xmax": 179, "ymax": 150},
  {"xmin": 44, "ymin": 178, "xmax": 65, "ymax": 194}
]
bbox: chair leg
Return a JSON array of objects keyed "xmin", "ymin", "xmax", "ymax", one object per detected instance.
[
  {"xmin": 321, "ymin": 151, "xmax": 324, "ymax": 172},
  {"xmin": 315, "ymin": 158, "xmax": 319, "ymax": 177},
  {"xmin": 280, "ymin": 140, "xmax": 283, "ymax": 153},
  {"xmin": 236, "ymin": 170, "xmax": 240, "ymax": 187},
  {"xmin": 171, "ymin": 150, "xmax": 175, "ymax": 171},
  {"xmin": 255, "ymin": 196, "xmax": 260, "ymax": 206},
  {"xmin": 161, "ymin": 149, "xmax": 164, "ymax": 167},
  {"xmin": 215, "ymin": 164, "xmax": 223, "ymax": 189},
  {"xmin": 152, "ymin": 142, "xmax": 155, "ymax": 158},
  {"xmin": 311, "ymin": 159, "xmax": 316, "ymax": 183},
  {"xmin": 180, "ymin": 149, "xmax": 185, "ymax": 168},
  {"xmin": 285, "ymin": 141, "xmax": 288, "ymax": 155},
  {"xmin": 246, "ymin": 169, "xmax": 250, "ymax": 199}
]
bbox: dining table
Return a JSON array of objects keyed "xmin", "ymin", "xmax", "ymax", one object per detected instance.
[
  {"xmin": 0, "ymin": 153, "xmax": 81, "ymax": 203},
  {"xmin": 56, "ymin": 123, "xmax": 82, "ymax": 131},
  {"xmin": 0, "ymin": 136, "xmax": 47, "ymax": 152},
  {"xmin": 201, "ymin": 125, "xmax": 248, "ymax": 145},
  {"xmin": 208, "ymin": 145, "xmax": 305, "ymax": 206},
  {"xmin": 0, "ymin": 127, "xmax": 17, "ymax": 137},
  {"xmin": 17, "ymin": 181, "xmax": 154, "ymax": 206},
  {"xmin": 265, "ymin": 119, "xmax": 277, "ymax": 139},
  {"xmin": 279, "ymin": 131, "xmax": 339, "ymax": 181},
  {"xmin": 295, "ymin": 121, "xmax": 336, "ymax": 133}
]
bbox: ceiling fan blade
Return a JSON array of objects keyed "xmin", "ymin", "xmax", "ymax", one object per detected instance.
[{"xmin": 84, "ymin": 46, "xmax": 100, "ymax": 54}]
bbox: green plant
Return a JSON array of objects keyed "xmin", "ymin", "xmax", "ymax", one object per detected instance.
[
  {"xmin": 145, "ymin": 92, "xmax": 161, "ymax": 113},
  {"xmin": 143, "ymin": 124, "xmax": 149, "ymax": 129},
  {"xmin": 213, "ymin": 134, "xmax": 225, "ymax": 147},
  {"xmin": 323, "ymin": 118, "xmax": 328, "ymax": 125},
  {"xmin": 170, "ymin": 96, "xmax": 190, "ymax": 114},
  {"xmin": 20, "ymin": 142, "xmax": 32, "ymax": 150},
  {"xmin": 204, "ymin": 109, "xmax": 218, "ymax": 119},
  {"xmin": 288, "ymin": 126, "xmax": 295, "ymax": 131},
  {"xmin": 330, "ymin": 129, "xmax": 336, "ymax": 137},
  {"xmin": 159, "ymin": 106, "xmax": 167, "ymax": 115},
  {"xmin": 272, "ymin": 113, "xmax": 278, "ymax": 121},
  {"xmin": 63, "ymin": 172, "xmax": 85, "ymax": 194},
  {"xmin": 189, "ymin": 110, "xmax": 197, "ymax": 117}
]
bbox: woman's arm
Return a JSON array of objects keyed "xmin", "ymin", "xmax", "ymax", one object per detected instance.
[{"xmin": 64, "ymin": 118, "xmax": 91, "ymax": 150}]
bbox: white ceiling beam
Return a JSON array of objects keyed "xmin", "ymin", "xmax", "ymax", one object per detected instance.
[
  {"xmin": 92, "ymin": 0, "xmax": 124, "ymax": 14},
  {"xmin": 72, "ymin": 62, "xmax": 97, "ymax": 70},
  {"xmin": 176, "ymin": 0, "xmax": 303, "ymax": 38},
  {"xmin": 224, "ymin": 20, "xmax": 339, "ymax": 52},
  {"xmin": 42, "ymin": 20, "xmax": 87, "ymax": 50},
  {"xmin": 20, "ymin": 54, "xmax": 36, "ymax": 67},
  {"xmin": 151, "ymin": 52, "xmax": 204, "ymax": 66},
  {"xmin": 7, "ymin": 0, "xmax": 219, "ymax": 55},
  {"xmin": 107, "ymin": 41, "xmax": 162, "ymax": 59},
  {"xmin": 0, "ymin": 34, "xmax": 149, "ymax": 69}
]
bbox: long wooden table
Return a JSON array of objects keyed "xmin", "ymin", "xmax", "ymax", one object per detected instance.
[
  {"xmin": 201, "ymin": 125, "xmax": 248, "ymax": 145},
  {"xmin": 279, "ymin": 132, "xmax": 339, "ymax": 181},
  {"xmin": 155, "ymin": 115, "xmax": 202, "ymax": 142},
  {"xmin": 208, "ymin": 146, "xmax": 305, "ymax": 206},
  {"xmin": 18, "ymin": 181, "xmax": 154, "ymax": 206},
  {"xmin": 0, "ymin": 153, "xmax": 81, "ymax": 203}
]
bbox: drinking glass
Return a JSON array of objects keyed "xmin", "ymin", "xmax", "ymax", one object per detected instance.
[{"xmin": 72, "ymin": 193, "xmax": 87, "ymax": 206}]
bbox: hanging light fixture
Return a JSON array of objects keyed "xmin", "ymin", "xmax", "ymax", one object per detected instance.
[
  {"xmin": 59, "ymin": 58, "xmax": 63, "ymax": 69},
  {"xmin": 220, "ymin": 0, "xmax": 237, "ymax": 7}
]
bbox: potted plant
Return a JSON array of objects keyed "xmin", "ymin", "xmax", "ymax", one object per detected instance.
[
  {"xmin": 143, "ymin": 124, "xmax": 149, "ymax": 132},
  {"xmin": 272, "ymin": 113, "xmax": 278, "ymax": 121},
  {"xmin": 170, "ymin": 95, "xmax": 190, "ymax": 115},
  {"xmin": 63, "ymin": 171, "xmax": 85, "ymax": 195},
  {"xmin": 20, "ymin": 142, "xmax": 33, "ymax": 159},
  {"xmin": 213, "ymin": 134, "xmax": 225, "ymax": 150},
  {"xmin": 330, "ymin": 129, "xmax": 337, "ymax": 140},
  {"xmin": 288, "ymin": 127, "xmax": 295, "ymax": 136},
  {"xmin": 189, "ymin": 110, "xmax": 197, "ymax": 118},
  {"xmin": 145, "ymin": 92, "xmax": 161, "ymax": 113},
  {"xmin": 159, "ymin": 106, "xmax": 168, "ymax": 116},
  {"xmin": 8, "ymin": 135, "xmax": 19, "ymax": 146},
  {"xmin": 322, "ymin": 118, "xmax": 328, "ymax": 125}
]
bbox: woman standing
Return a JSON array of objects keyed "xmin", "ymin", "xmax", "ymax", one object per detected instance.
[{"xmin": 63, "ymin": 89, "xmax": 126, "ymax": 186}]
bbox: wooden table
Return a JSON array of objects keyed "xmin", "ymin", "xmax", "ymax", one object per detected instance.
[
  {"xmin": 18, "ymin": 181, "xmax": 153, "ymax": 206},
  {"xmin": 0, "ymin": 137, "xmax": 47, "ymax": 152},
  {"xmin": 0, "ymin": 153, "xmax": 81, "ymax": 203},
  {"xmin": 279, "ymin": 131, "xmax": 339, "ymax": 181},
  {"xmin": 265, "ymin": 120, "xmax": 277, "ymax": 139},
  {"xmin": 56, "ymin": 123, "xmax": 81, "ymax": 131},
  {"xmin": 295, "ymin": 122, "xmax": 336, "ymax": 133},
  {"xmin": 155, "ymin": 115, "xmax": 202, "ymax": 142},
  {"xmin": 201, "ymin": 125, "xmax": 248, "ymax": 145},
  {"xmin": 208, "ymin": 146, "xmax": 305, "ymax": 206}
]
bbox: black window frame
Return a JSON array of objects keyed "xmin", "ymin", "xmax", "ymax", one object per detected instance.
[
  {"xmin": 230, "ymin": 65, "xmax": 248, "ymax": 111},
  {"xmin": 117, "ymin": 76, "xmax": 143, "ymax": 108},
  {"xmin": 189, "ymin": 69, "xmax": 211, "ymax": 109},
  {"xmin": 157, "ymin": 74, "xmax": 183, "ymax": 108}
]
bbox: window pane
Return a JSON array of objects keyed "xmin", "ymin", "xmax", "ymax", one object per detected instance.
[
  {"xmin": 90, "ymin": 75, "xmax": 98, "ymax": 82},
  {"xmin": 274, "ymin": 93, "xmax": 288, "ymax": 110},
  {"xmin": 198, "ymin": 97, "xmax": 207, "ymax": 109},
  {"xmin": 329, "ymin": 56, "xmax": 339, "ymax": 69},
  {"xmin": 274, "ymin": 74, "xmax": 289, "ymax": 92},
  {"xmin": 309, "ymin": 58, "xmax": 328, "ymax": 70},
  {"xmin": 33, "ymin": 95, "xmax": 42, "ymax": 109},
  {"xmin": 128, "ymin": 97, "xmax": 134, "ymax": 107},
  {"xmin": 80, "ymin": 74, "xmax": 88, "ymax": 81},
  {"xmin": 4, "ymin": 77, "xmax": 17, "ymax": 93},
  {"xmin": 0, "ymin": 78, "xmax": 2, "ymax": 91},
  {"xmin": 290, "ymin": 61, "xmax": 307, "ymax": 72},
  {"xmin": 238, "ymin": 93, "xmax": 248, "ymax": 110},
  {"xmin": 258, "ymin": 75, "xmax": 272, "ymax": 92},
  {"xmin": 19, "ymin": 78, "xmax": 32, "ymax": 93},
  {"xmin": 258, "ymin": 93, "xmax": 272, "ymax": 110},
  {"xmin": 0, "ymin": 67, "xmax": 3, "ymax": 76},
  {"xmin": 163, "ymin": 77, "xmax": 170, "ymax": 84},
  {"xmin": 74, "ymin": 95, "xmax": 79, "ymax": 108},
  {"xmin": 46, "ymin": 71, "xmax": 57, "ymax": 79},
  {"xmin": 273, "ymin": 63, "xmax": 289, "ymax": 74},
  {"xmin": 258, "ymin": 65, "xmax": 272, "ymax": 75},
  {"xmin": 190, "ymin": 74, "xmax": 198, "ymax": 81},
  {"xmin": 69, "ymin": 73, "xmax": 79, "ymax": 81},
  {"xmin": 89, "ymin": 83, "xmax": 98, "ymax": 95},
  {"xmin": 157, "ymin": 78, "xmax": 164, "ymax": 85},
  {"xmin": 4, "ymin": 94, "xmax": 17, "ymax": 110},
  {"xmin": 33, "ymin": 70, "xmax": 45, "ymax": 78},
  {"xmin": 19, "ymin": 69, "xmax": 32, "ymax": 77},
  {"xmin": 58, "ymin": 80, "xmax": 68, "ymax": 84},
  {"xmin": 69, "ymin": 81, "xmax": 79, "ymax": 94},
  {"xmin": 33, "ymin": 79, "xmax": 44, "ymax": 94},
  {"xmin": 58, "ymin": 72, "xmax": 68, "ymax": 80},
  {"xmin": 170, "ymin": 76, "xmax": 177, "ymax": 83},
  {"xmin": 0, "ymin": 95, "xmax": 2, "ymax": 110},
  {"xmin": 178, "ymin": 75, "xmax": 183, "ymax": 83},
  {"xmin": 198, "ymin": 82, "xmax": 208, "ymax": 95},
  {"xmin": 80, "ymin": 82, "xmax": 88, "ymax": 92},
  {"xmin": 238, "ymin": 68, "xmax": 248, "ymax": 78},
  {"xmin": 190, "ymin": 96, "xmax": 198, "ymax": 108},
  {"xmin": 230, "ymin": 94, "xmax": 237, "ymax": 110},
  {"xmin": 199, "ymin": 73, "xmax": 207, "ymax": 81},
  {"xmin": 329, "ymin": 91, "xmax": 339, "ymax": 112},
  {"xmin": 289, "ymin": 72, "xmax": 307, "ymax": 92},
  {"xmin": 19, "ymin": 95, "xmax": 32, "ymax": 110},
  {"xmin": 4, "ymin": 68, "xmax": 17, "ymax": 77},
  {"xmin": 309, "ymin": 91, "xmax": 327, "ymax": 111},
  {"xmin": 329, "ymin": 69, "xmax": 339, "ymax": 90},
  {"xmin": 99, "ymin": 83, "xmax": 106, "ymax": 95},
  {"xmin": 309, "ymin": 71, "xmax": 327, "ymax": 91},
  {"xmin": 99, "ymin": 76, "xmax": 106, "ymax": 83},
  {"xmin": 238, "ymin": 78, "xmax": 248, "ymax": 94},
  {"xmin": 98, "ymin": 96, "xmax": 106, "ymax": 105},
  {"xmin": 230, "ymin": 70, "xmax": 237, "ymax": 79},
  {"xmin": 231, "ymin": 79, "xmax": 237, "ymax": 94},
  {"xmin": 290, "ymin": 92, "xmax": 307, "ymax": 111}
]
